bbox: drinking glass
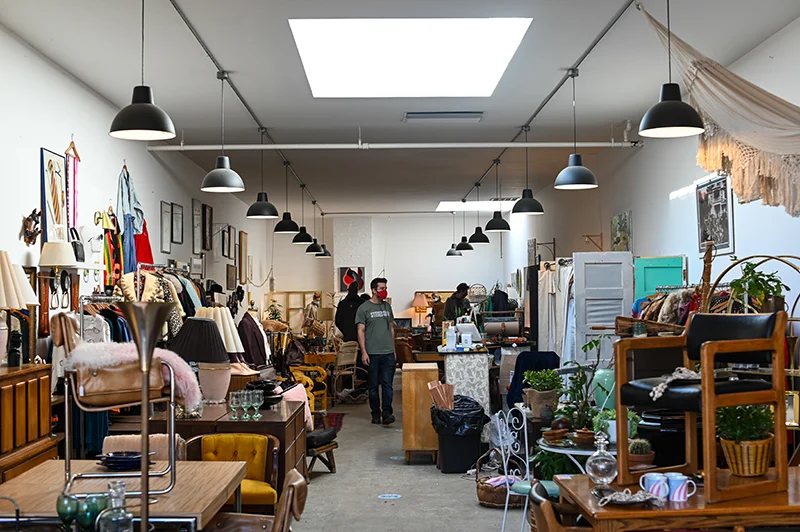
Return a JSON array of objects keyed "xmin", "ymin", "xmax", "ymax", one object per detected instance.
[
  {"xmin": 241, "ymin": 391, "xmax": 253, "ymax": 421},
  {"xmin": 57, "ymin": 493, "xmax": 79, "ymax": 529},
  {"xmin": 252, "ymin": 390, "xmax": 264, "ymax": 420},
  {"xmin": 229, "ymin": 391, "xmax": 242, "ymax": 421}
]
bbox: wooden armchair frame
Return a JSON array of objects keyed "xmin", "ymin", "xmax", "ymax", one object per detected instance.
[{"xmin": 615, "ymin": 312, "xmax": 788, "ymax": 504}]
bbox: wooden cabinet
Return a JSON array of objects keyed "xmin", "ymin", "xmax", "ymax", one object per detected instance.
[{"xmin": 402, "ymin": 363, "xmax": 439, "ymax": 463}]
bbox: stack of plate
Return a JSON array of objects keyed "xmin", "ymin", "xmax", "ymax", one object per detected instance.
[{"xmin": 97, "ymin": 451, "xmax": 155, "ymax": 471}]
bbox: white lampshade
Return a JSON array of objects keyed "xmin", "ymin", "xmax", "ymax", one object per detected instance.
[
  {"xmin": 39, "ymin": 242, "xmax": 77, "ymax": 268},
  {"xmin": 412, "ymin": 293, "xmax": 429, "ymax": 311},
  {"xmin": 0, "ymin": 251, "xmax": 39, "ymax": 309}
]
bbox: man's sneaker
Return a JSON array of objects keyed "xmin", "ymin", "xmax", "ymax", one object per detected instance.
[
  {"xmin": 371, "ymin": 413, "xmax": 382, "ymax": 424},
  {"xmin": 382, "ymin": 414, "xmax": 395, "ymax": 425}
]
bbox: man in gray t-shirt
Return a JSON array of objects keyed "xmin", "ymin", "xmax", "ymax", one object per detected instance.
[{"xmin": 356, "ymin": 277, "xmax": 396, "ymax": 425}]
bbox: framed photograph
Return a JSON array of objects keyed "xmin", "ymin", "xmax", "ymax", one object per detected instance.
[
  {"xmin": 171, "ymin": 203, "xmax": 183, "ymax": 244},
  {"xmin": 696, "ymin": 175, "xmax": 734, "ymax": 256},
  {"xmin": 221, "ymin": 225, "xmax": 229, "ymax": 258},
  {"xmin": 192, "ymin": 199, "xmax": 202, "ymax": 255},
  {"xmin": 610, "ymin": 211, "xmax": 633, "ymax": 252},
  {"xmin": 239, "ymin": 231, "xmax": 248, "ymax": 284},
  {"xmin": 787, "ymin": 391, "xmax": 799, "ymax": 427},
  {"xmin": 160, "ymin": 201, "xmax": 171, "ymax": 254},
  {"xmin": 40, "ymin": 148, "xmax": 68, "ymax": 242},
  {"xmin": 228, "ymin": 225, "xmax": 236, "ymax": 259},
  {"xmin": 234, "ymin": 243, "xmax": 239, "ymax": 271},
  {"xmin": 201, "ymin": 204, "xmax": 213, "ymax": 251},
  {"xmin": 226, "ymin": 264, "xmax": 237, "ymax": 291},
  {"xmin": 190, "ymin": 256, "xmax": 202, "ymax": 276}
]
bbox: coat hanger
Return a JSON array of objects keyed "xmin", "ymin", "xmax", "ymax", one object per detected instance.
[
  {"xmin": 122, "ymin": 159, "xmax": 128, "ymax": 173},
  {"xmin": 65, "ymin": 134, "xmax": 81, "ymax": 162}
]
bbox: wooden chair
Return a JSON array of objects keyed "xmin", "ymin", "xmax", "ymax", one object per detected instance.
[
  {"xmin": 394, "ymin": 338, "xmax": 415, "ymax": 366},
  {"xmin": 528, "ymin": 481, "xmax": 587, "ymax": 532},
  {"xmin": 614, "ymin": 312, "xmax": 788, "ymax": 503},
  {"xmin": 306, "ymin": 440, "xmax": 338, "ymax": 479},
  {"xmin": 332, "ymin": 341, "xmax": 366, "ymax": 399},
  {"xmin": 209, "ymin": 468, "xmax": 307, "ymax": 532},
  {"xmin": 187, "ymin": 433, "xmax": 280, "ymax": 513},
  {"xmin": 290, "ymin": 365, "xmax": 328, "ymax": 412}
]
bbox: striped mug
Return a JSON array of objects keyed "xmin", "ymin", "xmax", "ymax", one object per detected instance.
[
  {"xmin": 639, "ymin": 472, "xmax": 669, "ymax": 498},
  {"xmin": 666, "ymin": 473, "xmax": 697, "ymax": 502}
]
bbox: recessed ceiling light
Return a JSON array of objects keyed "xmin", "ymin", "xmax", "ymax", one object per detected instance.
[
  {"xmin": 437, "ymin": 200, "xmax": 519, "ymax": 212},
  {"xmin": 289, "ymin": 18, "xmax": 532, "ymax": 98},
  {"xmin": 403, "ymin": 111, "xmax": 484, "ymax": 124}
]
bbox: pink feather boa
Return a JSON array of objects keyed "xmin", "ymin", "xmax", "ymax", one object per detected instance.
[{"xmin": 67, "ymin": 343, "xmax": 202, "ymax": 409}]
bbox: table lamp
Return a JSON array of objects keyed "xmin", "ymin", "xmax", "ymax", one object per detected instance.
[
  {"xmin": 412, "ymin": 293, "xmax": 429, "ymax": 327},
  {"xmin": 0, "ymin": 251, "xmax": 40, "ymax": 365},
  {"xmin": 317, "ymin": 307, "xmax": 335, "ymax": 348},
  {"xmin": 168, "ymin": 318, "xmax": 231, "ymax": 404},
  {"xmin": 39, "ymin": 241, "xmax": 78, "ymax": 269}
]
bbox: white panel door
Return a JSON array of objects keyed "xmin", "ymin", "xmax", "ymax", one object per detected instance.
[{"xmin": 574, "ymin": 252, "xmax": 634, "ymax": 363}]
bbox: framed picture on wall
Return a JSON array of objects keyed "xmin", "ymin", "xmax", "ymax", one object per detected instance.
[
  {"xmin": 40, "ymin": 148, "xmax": 67, "ymax": 243},
  {"xmin": 171, "ymin": 203, "xmax": 183, "ymax": 244},
  {"xmin": 247, "ymin": 255, "xmax": 253, "ymax": 284},
  {"xmin": 226, "ymin": 264, "xmax": 237, "ymax": 291},
  {"xmin": 201, "ymin": 204, "xmax": 213, "ymax": 251},
  {"xmin": 228, "ymin": 225, "xmax": 236, "ymax": 259},
  {"xmin": 192, "ymin": 199, "xmax": 202, "ymax": 255},
  {"xmin": 190, "ymin": 256, "xmax": 202, "ymax": 276},
  {"xmin": 160, "ymin": 201, "xmax": 171, "ymax": 254},
  {"xmin": 338, "ymin": 267, "xmax": 364, "ymax": 292},
  {"xmin": 696, "ymin": 175, "xmax": 734, "ymax": 256},
  {"xmin": 221, "ymin": 225, "xmax": 229, "ymax": 258},
  {"xmin": 610, "ymin": 211, "xmax": 633, "ymax": 252},
  {"xmin": 239, "ymin": 231, "xmax": 248, "ymax": 284}
]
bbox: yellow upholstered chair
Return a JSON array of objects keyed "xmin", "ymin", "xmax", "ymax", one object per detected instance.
[
  {"xmin": 290, "ymin": 365, "xmax": 328, "ymax": 412},
  {"xmin": 187, "ymin": 433, "xmax": 280, "ymax": 510}
]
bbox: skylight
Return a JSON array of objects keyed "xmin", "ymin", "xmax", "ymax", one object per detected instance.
[
  {"xmin": 437, "ymin": 200, "xmax": 519, "ymax": 213},
  {"xmin": 288, "ymin": 18, "xmax": 532, "ymax": 98}
]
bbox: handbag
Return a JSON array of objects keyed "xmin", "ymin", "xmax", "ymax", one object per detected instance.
[
  {"xmin": 69, "ymin": 227, "xmax": 85, "ymax": 262},
  {"xmin": 72, "ymin": 361, "xmax": 165, "ymax": 407}
]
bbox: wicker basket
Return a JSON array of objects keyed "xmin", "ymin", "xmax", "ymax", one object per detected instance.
[
  {"xmin": 475, "ymin": 450, "xmax": 525, "ymax": 509},
  {"xmin": 720, "ymin": 434, "xmax": 774, "ymax": 477}
]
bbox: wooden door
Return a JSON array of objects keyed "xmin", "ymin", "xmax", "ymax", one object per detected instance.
[{"xmin": 633, "ymin": 256, "xmax": 685, "ymax": 300}]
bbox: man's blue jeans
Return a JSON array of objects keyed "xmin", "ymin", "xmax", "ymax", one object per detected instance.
[{"xmin": 368, "ymin": 353, "xmax": 396, "ymax": 416}]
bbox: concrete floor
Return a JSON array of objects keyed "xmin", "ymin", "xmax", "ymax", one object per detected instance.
[{"xmin": 293, "ymin": 379, "xmax": 526, "ymax": 532}]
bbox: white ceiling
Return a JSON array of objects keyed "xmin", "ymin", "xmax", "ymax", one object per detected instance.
[{"xmin": 3, "ymin": 0, "xmax": 800, "ymax": 212}]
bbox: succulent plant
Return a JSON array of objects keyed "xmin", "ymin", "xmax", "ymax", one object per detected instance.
[{"xmin": 629, "ymin": 438, "xmax": 653, "ymax": 455}]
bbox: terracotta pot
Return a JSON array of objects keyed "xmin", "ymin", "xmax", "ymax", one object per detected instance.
[
  {"xmin": 524, "ymin": 388, "xmax": 559, "ymax": 420},
  {"xmin": 628, "ymin": 451, "xmax": 655, "ymax": 467},
  {"xmin": 720, "ymin": 434, "xmax": 774, "ymax": 477},
  {"xmin": 761, "ymin": 295, "xmax": 785, "ymax": 313}
]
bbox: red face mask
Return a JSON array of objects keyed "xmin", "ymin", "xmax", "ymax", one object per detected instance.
[{"xmin": 377, "ymin": 289, "xmax": 388, "ymax": 300}]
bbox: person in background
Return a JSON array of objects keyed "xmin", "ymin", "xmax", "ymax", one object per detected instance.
[
  {"xmin": 335, "ymin": 282, "xmax": 363, "ymax": 342},
  {"xmin": 302, "ymin": 292, "xmax": 321, "ymax": 333},
  {"xmin": 360, "ymin": 293, "xmax": 371, "ymax": 303},
  {"xmin": 356, "ymin": 277, "xmax": 396, "ymax": 425},
  {"xmin": 444, "ymin": 282, "xmax": 470, "ymax": 321}
]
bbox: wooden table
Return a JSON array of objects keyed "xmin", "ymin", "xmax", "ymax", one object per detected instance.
[
  {"xmin": 413, "ymin": 351, "xmax": 444, "ymax": 363},
  {"xmin": 0, "ymin": 460, "xmax": 245, "ymax": 530},
  {"xmin": 554, "ymin": 469, "xmax": 800, "ymax": 531},
  {"xmin": 401, "ymin": 363, "xmax": 438, "ymax": 463},
  {"xmin": 305, "ymin": 352, "xmax": 337, "ymax": 366}
]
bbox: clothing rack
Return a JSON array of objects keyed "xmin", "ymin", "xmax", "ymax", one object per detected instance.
[
  {"xmin": 655, "ymin": 283, "xmax": 731, "ymax": 293},
  {"xmin": 135, "ymin": 262, "xmax": 190, "ymax": 301},
  {"xmin": 78, "ymin": 294, "xmax": 123, "ymax": 338}
]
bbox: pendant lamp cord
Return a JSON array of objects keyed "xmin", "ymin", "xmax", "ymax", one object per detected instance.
[
  {"xmin": 462, "ymin": 210, "xmax": 466, "ymax": 236},
  {"xmin": 300, "ymin": 185, "xmax": 305, "ymax": 225},
  {"xmin": 220, "ymin": 77, "xmax": 225, "ymax": 155},
  {"xmin": 572, "ymin": 74, "xmax": 577, "ymax": 153},
  {"xmin": 452, "ymin": 212, "xmax": 456, "ymax": 242},
  {"xmin": 475, "ymin": 184, "xmax": 480, "ymax": 226},
  {"xmin": 494, "ymin": 160, "xmax": 500, "ymax": 199},
  {"xmin": 312, "ymin": 200, "xmax": 317, "ymax": 235},
  {"xmin": 260, "ymin": 130, "xmax": 265, "ymax": 191},
  {"xmin": 284, "ymin": 162, "xmax": 290, "ymax": 210},
  {"xmin": 667, "ymin": 0, "xmax": 672, "ymax": 83},
  {"xmin": 524, "ymin": 128, "xmax": 529, "ymax": 188},
  {"xmin": 140, "ymin": 0, "xmax": 145, "ymax": 85}
]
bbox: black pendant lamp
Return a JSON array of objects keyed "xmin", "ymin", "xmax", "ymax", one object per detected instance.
[
  {"xmin": 554, "ymin": 70, "xmax": 598, "ymax": 190},
  {"xmin": 446, "ymin": 213, "xmax": 462, "ymax": 257},
  {"xmin": 292, "ymin": 186, "xmax": 314, "ymax": 245},
  {"xmin": 456, "ymin": 212, "xmax": 474, "ymax": 251},
  {"xmin": 246, "ymin": 130, "xmax": 279, "ymax": 218},
  {"xmin": 109, "ymin": 0, "xmax": 176, "ymax": 141},
  {"xmin": 512, "ymin": 127, "xmax": 544, "ymax": 215},
  {"xmin": 305, "ymin": 201, "xmax": 323, "ymax": 255},
  {"xmin": 274, "ymin": 161, "xmax": 300, "ymax": 233},
  {"xmin": 639, "ymin": 0, "xmax": 704, "ymax": 138},
  {"xmin": 485, "ymin": 160, "xmax": 511, "ymax": 233},
  {"xmin": 315, "ymin": 214, "xmax": 332, "ymax": 259},
  {"xmin": 469, "ymin": 184, "xmax": 490, "ymax": 245},
  {"xmin": 201, "ymin": 72, "xmax": 245, "ymax": 193}
]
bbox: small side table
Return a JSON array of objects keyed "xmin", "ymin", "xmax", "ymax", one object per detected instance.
[{"xmin": 536, "ymin": 438, "xmax": 617, "ymax": 474}]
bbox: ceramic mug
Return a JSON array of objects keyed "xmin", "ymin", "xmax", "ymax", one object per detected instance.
[
  {"xmin": 666, "ymin": 474, "xmax": 696, "ymax": 502},
  {"xmin": 639, "ymin": 472, "xmax": 669, "ymax": 498}
]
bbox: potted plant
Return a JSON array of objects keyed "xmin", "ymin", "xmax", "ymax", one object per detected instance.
[
  {"xmin": 717, "ymin": 405, "xmax": 774, "ymax": 477},
  {"xmin": 556, "ymin": 338, "xmax": 606, "ymax": 429},
  {"xmin": 730, "ymin": 258, "xmax": 789, "ymax": 313},
  {"xmin": 593, "ymin": 409, "xmax": 641, "ymax": 444},
  {"xmin": 266, "ymin": 299, "xmax": 285, "ymax": 323},
  {"xmin": 628, "ymin": 438, "xmax": 655, "ymax": 467},
  {"xmin": 522, "ymin": 369, "xmax": 562, "ymax": 419}
]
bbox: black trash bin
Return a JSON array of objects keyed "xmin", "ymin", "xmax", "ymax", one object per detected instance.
[{"xmin": 431, "ymin": 395, "xmax": 490, "ymax": 474}]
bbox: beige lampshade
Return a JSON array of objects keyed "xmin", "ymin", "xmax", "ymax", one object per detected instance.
[
  {"xmin": 317, "ymin": 307, "xmax": 335, "ymax": 321},
  {"xmin": 0, "ymin": 251, "xmax": 39, "ymax": 309},
  {"xmin": 412, "ymin": 293, "xmax": 429, "ymax": 312},
  {"xmin": 39, "ymin": 242, "xmax": 77, "ymax": 268}
]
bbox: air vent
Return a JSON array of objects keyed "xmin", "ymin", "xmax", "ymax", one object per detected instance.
[{"xmin": 403, "ymin": 111, "xmax": 484, "ymax": 124}]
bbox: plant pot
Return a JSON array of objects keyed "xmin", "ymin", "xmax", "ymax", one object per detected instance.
[
  {"xmin": 761, "ymin": 295, "xmax": 785, "ymax": 314},
  {"xmin": 605, "ymin": 420, "xmax": 634, "ymax": 444},
  {"xmin": 720, "ymin": 434, "xmax": 774, "ymax": 477},
  {"xmin": 592, "ymin": 368, "xmax": 616, "ymax": 410},
  {"xmin": 524, "ymin": 389, "xmax": 559, "ymax": 420},
  {"xmin": 628, "ymin": 451, "xmax": 655, "ymax": 467}
]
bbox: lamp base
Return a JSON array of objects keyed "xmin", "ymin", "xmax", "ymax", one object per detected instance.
[{"xmin": 197, "ymin": 362, "xmax": 232, "ymax": 404}]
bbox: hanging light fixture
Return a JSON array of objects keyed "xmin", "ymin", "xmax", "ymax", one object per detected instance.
[
  {"xmin": 315, "ymin": 214, "xmax": 332, "ymax": 259},
  {"xmin": 109, "ymin": 0, "xmax": 176, "ymax": 141},
  {"xmin": 274, "ymin": 161, "xmax": 300, "ymax": 233},
  {"xmin": 554, "ymin": 70, "xmax": 598, "ymax": 190},
  {"xmin": 305, "ymin": 201, "xmax": 323, "ymax": 255},
  {"xmin": 639, "ymin": 0, "xmax": 704, "ymax": 138},
  {"xmin": 512, "ymin": 126, "xmax": 544, "ymax": 215},
  {"xmin": 201, "ymin": 72, "xmax": 245, "ymax": 193},
  {"xmin": 485, "ymin": 160, "xmax": 511, "ymax": 233},
  {"xmin": 246, "ymin": 129, "xmax": 279, "ymax": 218},
  {"xmin": 469, "ymin": 184, "xmax": 490, "ymax": 245},
  {"xmin": 292, "ymin": 185, "xmax": 314, "ymax": 245},
  {"xmin": 456, "ymin": 211, "xmax": 474, "ymax": 251},
  {"xmin": 446, "ymin": 212, "xmax": 462, "ymax": 257}
]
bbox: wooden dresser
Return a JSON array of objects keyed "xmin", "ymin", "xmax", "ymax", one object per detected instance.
[
  {"xmin": 402, "ymin": 363, "xmax": 439, "ymax": 463},
  {"xmin": 0, "ymin": 365, "xmax": 59, "ymax": 482}
]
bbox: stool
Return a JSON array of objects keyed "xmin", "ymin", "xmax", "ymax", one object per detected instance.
[{"xmin": 306, "ymin": 427, "xmax": 338, "ymax": 482}]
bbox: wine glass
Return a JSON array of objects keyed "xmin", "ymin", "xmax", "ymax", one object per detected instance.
[
  {"xmin": 57, "ymin": 493, "xmax": 78, "ymax": 529},
  {"xmin": 229, "ymin": 391, "xmax": 242, "ymax": 421},
  {"xmin": 252, "ymin": 390, "xmax": 264, "ymax": 420},
  {"xmin": 241, "ymin": 391, "xmax": 253, "ymax": 421},
  {"xmin": 77, "ymin": 497, "xmax": 100, "ymax": 531}
]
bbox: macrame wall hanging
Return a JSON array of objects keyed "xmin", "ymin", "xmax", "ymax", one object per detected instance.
[{"xmin": 640, "ymin": 4, "xmax": 800, "ymax": 216}]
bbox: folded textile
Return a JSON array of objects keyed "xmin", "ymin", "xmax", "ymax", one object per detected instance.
[
  {"xmin": 276, "ymin": 384, "xmax": 313, "ymax": 431},
  {"xmin": 102, "ymin": 433, "xmax": 186, "ymax": 461},
  {"xmin": 67, "ymin": 343, "xmax": 202, "ymax": 409}
]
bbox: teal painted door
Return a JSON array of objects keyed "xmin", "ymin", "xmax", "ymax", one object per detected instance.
[{"xmin": 634, "ymin": 257, "xmax": 685, "ymax": 300}]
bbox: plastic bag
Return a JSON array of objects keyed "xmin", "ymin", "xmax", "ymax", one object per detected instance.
[
  {"xmin": 430, "ymin": 395, "xmax": 490, "ymax": 436},
  {"xmin": 488, "ymin": 413, "xmax": 515, "ymax": 448}
]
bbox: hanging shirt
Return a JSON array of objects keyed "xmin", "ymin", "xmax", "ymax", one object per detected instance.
[{"xmin": 116, "ymin": 166, "xmax": 144, "ymax": 235}]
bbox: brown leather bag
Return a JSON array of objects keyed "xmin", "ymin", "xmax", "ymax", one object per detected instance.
[{"xmin": 73, "ymin": 361, "xmax": 165, "ymax": 407}]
